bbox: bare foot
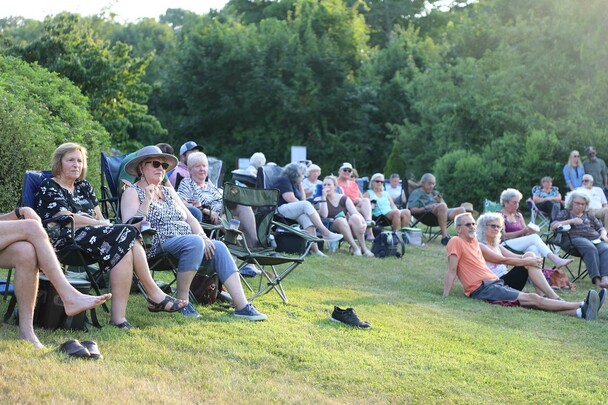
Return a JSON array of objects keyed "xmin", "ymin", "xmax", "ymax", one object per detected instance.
[
  {"xmin": 19, "ymin": 329, "xmax": 44, "ymax": 349},
  {"xmin": 63, "ymin": 293, "xmax": 112, "ymax": 317},
  {"xmin": 553, "ymin": 258, "xmax": 573, "ymax": 268}
]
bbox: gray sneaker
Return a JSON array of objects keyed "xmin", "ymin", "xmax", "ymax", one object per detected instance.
[
  {"xmin": 582, "ymin": 290, "xmax": 600, "ymax": 321},
  {"xmin": 180, "ymin": 303, "xmax": 202, "ymax": 318},
  {"xmin": 234, "ymin": 304, "xmax": 267, "ymax": 321}
]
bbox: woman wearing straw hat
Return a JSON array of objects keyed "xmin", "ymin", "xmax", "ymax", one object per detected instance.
[{"xmin": 121, "ymin": 145, "xmax": 267, "ymax": 321}]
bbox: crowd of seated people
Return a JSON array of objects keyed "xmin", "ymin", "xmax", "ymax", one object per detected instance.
[{"xmin": 12, "ymin": 139, "xmax": 608, "ymax": 348}]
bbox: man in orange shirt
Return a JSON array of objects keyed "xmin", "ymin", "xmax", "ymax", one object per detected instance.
[
  {"xmin": 336, "ymin": 162, "xmax": 374, "ymax": 238},
  {"xmin": 444, "ymin": 213, "xmax": 602, "ymax": 320}
]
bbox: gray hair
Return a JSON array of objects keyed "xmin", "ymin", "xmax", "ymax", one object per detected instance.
[
  {"xmin": 389, "ymin": 173, "xmax": 400, "ymax": 180},
  {"xmin": 564, "ymin": 190, "xmax": 591, "ymax": 211},
  {"xmin": 282, "ymin": 162, "xmax": 307, "ymax": 183},
  {"xmin": 477, "ymin": 213, "xmax": 504, "ymax": 247},
  {"xmin": 500, "ymin": 188, "xmax": 523, "ymax": 206},
  {"xmin": 454, "ymin": 212, "xmax": 473, "ymax": 226},
  {"xmin": 249, "ymin": 152, "xmax": 266, "ymax": 169},
  {"xmin": 187, "ymin": 151, "xmax": 208, "ymax": 170},
  {"xmin": 420, "ymin": 173, "xmax": 435, "ymax": 184}
]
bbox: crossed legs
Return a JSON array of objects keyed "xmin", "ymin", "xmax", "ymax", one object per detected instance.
[{"xmin": 0, "ymin": 219, "xmax": 110, "ymax": 348}]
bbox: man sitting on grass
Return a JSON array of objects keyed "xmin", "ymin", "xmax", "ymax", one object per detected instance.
[
  {"xmin": 0, "ymin": 207, "xmax": 111, "ymax": 348},
  {"xmin": 443, "ymin": 212, "xmax": 604, "ymax": 320}
]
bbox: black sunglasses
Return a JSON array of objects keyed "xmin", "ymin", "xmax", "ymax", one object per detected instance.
[
  {"xmin": 145, "ymin": 160, "xmax": 169, "ymax": 170},
  {"xmin": 342, "ymin": 168, "xmax": 352, "ymax": 172},
  {"xmin": 373, "ymin": 180, "xmax": 384, "ymax": 183}
]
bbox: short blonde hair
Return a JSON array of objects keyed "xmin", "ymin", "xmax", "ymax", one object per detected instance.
[{"xmin": 51, "ymin": 142, "xmax": 88, "ymax": 181}]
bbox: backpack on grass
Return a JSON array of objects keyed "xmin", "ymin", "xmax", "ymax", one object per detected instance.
[{"xmin": 371, "ymin": 231, "xmax": 406, "ymax": 258}]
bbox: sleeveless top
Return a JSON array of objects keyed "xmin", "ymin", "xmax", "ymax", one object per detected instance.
[
  {"xmin": 132, "ymin": 184, "xmax": 191, "ymax": 258},
  {"xmin": 502, "ymin": 212, "xmax": 525, "ymax": 233},
  {"xmin": 368, "ymin": 189, "xmax": 392, "ymax": 216},
  {"xmin": 480, "ymin": 242, "xmax": 508, "ymax": 278},
  {"xmin": 326, "ymin": 195, "xmax": 348, "ymax": 219}
]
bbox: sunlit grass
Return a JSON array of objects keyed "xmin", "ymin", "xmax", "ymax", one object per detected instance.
[{"xmin": 1, "ymin": 242, "xmax": 607, "ymax": 404}]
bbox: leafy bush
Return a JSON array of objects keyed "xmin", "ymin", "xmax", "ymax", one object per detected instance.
[
  {"xmin": 0, "ymin": 56, "xmax": 110, "ymax": 212},
  {"xmin": 434, "ymin": 149, "xmax": 504, "ymax": 211}
]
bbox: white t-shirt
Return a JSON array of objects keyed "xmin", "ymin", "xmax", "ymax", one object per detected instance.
[{"xmin": 578, "ymin": 186, "xmax": 607, "ymax": 210}]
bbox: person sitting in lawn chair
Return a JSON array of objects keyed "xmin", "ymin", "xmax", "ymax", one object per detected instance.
[
  {"xmin": 121, "ymin": 145, "xmax": 267, "ymax": 320},
  {"xmin": 407, "ymin": 173, "xmax": 466, "ymax": 246},
  {"xmin": 444, "ymin": 212, "xmax": 604, "ymax": 320}
]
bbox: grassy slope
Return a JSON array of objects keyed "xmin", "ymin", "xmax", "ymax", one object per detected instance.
[{"xmin": 1, "ymin": 243, "xmax": 607, "ymax": 404}]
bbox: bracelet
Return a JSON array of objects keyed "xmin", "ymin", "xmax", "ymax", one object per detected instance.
[{"xmin": 15, "ymin": 207, "xmax": 24, "ymax": 220}]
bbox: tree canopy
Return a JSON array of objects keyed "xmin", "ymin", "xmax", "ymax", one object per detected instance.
[{"xmin": 1, "ymin": 0, "xmax": 607, "ymax": 210}]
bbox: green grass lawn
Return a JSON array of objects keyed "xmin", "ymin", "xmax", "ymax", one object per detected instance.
[{"xmin": 1, "ymin": 241, "xmax": 608, "ymax": 404}]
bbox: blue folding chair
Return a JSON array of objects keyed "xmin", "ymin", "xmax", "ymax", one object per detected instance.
[{"xmin": 20, "ymin": 170, "xmax": 110, "ymax": 319}]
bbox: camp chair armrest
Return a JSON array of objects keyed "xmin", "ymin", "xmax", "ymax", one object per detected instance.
[
  {"xmin": 272, "ymin": 221, "xmax": 323, "ymax": 243},
  {"xmin": 42, "ymin": 214, "xmax": 76, "ymax": 240}
]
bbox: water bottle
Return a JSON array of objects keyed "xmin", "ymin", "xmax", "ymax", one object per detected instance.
[
  {"xmin": 328, "ymin": 241, "xmax": 338, "ymax": 253},
  {"xmin": 269, "ymin": 234, "xmax": 277, "ymax": 249}
]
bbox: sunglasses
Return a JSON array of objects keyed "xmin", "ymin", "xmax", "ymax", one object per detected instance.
[
  {"xmin": 342, "ymin": 168, "xmax": 352, "ymax": 173},
  {"xmin": 373, "ymin": 180, "xmax": 384, "ymax": 183},
  {"xmin": 460, "ymin": 222, "xmax": 476, "ymax": 228},
  {"xmin": 583, "ymin": 179, "xmax": 592, "ymax": 183},
  {"xmin": 486, "ymin": 224, "xmax": 502, "ymax": 229},
  {"xmin": 145, "ymin": 160, "xmax": 169, "ymax": 170}
]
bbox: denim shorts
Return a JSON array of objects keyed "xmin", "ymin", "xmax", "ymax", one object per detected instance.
[{"xmin": 470, "ymin": 279, "xmax": 520, "ymax": 302}]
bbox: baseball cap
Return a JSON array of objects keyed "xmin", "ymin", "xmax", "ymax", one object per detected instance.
[{"xmin": 179, "ymin": 141, "xmax": 204, "ymax": 156}]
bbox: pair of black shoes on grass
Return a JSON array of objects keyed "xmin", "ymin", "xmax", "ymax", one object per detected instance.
[
  {"xmin": 330, "ymin": 306, "xmax": 371, "ymax": 329},
  {"xmin": 59, "ymin": 339, "xmax": 103, "ymax": 360}
]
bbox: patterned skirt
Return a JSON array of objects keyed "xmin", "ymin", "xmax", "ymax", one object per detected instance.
[{"xmin": 52, "ymin": 224, "xmax": 138, "ymax": 272}]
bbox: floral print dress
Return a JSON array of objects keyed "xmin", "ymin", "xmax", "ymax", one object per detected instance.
[{"xmin": 34, "ymin": 178, "xmax": 137, "ymax": 272}]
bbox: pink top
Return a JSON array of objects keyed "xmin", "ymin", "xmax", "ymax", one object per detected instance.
[{"xmin": 502, "ymin": 212, "xmax": 525, "ymax": 233}]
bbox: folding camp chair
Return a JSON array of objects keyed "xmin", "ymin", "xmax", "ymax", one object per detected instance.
[
  {"xmin": 100, "ymin": 151, "xmax": 128, "ymax": 221},
  {"xmin": 221, "ymin": 183, "xmax": 321, "ymax": 303},
  {"xmin": 545, "ymin": 227, "xmax": 587, "ymax": 282},
  {"xmin": 410, "ymin": 211, "xmax": 451, "ymax": 242},
  {"xmin": 20, "ymin": 171, "xmax": 110, "ymax": 318},
  {"xmin": 527, "ymin": 198, "xmax": 551, "ymax": 230}
]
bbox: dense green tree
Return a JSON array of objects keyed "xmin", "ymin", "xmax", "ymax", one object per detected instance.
[
  {"xmin": 6, "ymin": 13, "xmax": 165, "ymax": 150},
  {"xmin": 0, "ymin": 56, "xmax": 110, "ymax": 212}
]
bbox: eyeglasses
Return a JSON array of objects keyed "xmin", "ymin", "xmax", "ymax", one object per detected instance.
[
  {"xmin": 572, "ymin": 200, "xmax": 587, "ymax": 206},
  {"xmin": 145, "ymin": 160, "xmax": 169, "ymax": 170},
  {"xmin": 460, "ymin": 222, "xmax": 476, "ymax": 228},
  {"xmin": 486, "ymin": 224, "xmax": 502, "ymax": 230},
  {"xmin": 583, "ymin": 179, "xmax": 592, "ymax": 183},
  {"xmin": 373, "ymin": 180, "xmax": 384, "ymax": 183},
  {"xmin": 342, "ymin": 168, "xmax": 352, "ymax": 173}
]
